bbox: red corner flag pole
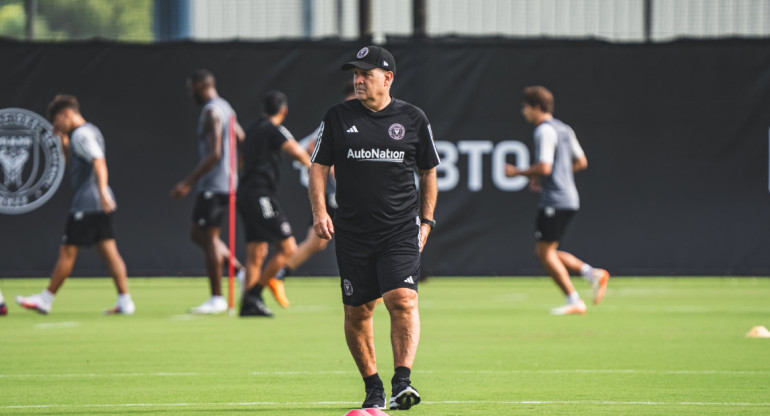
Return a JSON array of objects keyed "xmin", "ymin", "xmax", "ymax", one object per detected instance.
[{"xmin": 227, "ymin": 115, "xmax": 237, "ymax": 316}]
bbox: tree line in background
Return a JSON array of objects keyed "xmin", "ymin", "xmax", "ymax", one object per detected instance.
[{"xmin": 0, "ymin": 0, "xmax": 152, "ymax": 42}]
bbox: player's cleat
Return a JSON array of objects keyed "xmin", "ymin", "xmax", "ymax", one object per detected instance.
[
  {"xmin": 0, "ymin": 303, "xmax": 7, "ymax": 316},
  {"xmin": 389, "ymin": 380, "xmax": 420, "ymax": 410},
  {"xmin": 189, "ymin": 296, "xmax": 228, "ymax": 315},
  {"xmin": 362, "ymin": 385, "xmax": 386, "ymax": 409},
  {"xmin": 16, "ymin": 293, "xmax": 52, "ymax": 314},
  {"xmin": 103, "ymin": 302, "xmax": 135, "ymax": 315},
  {"xmin": 550, "ymin": 299, "xmax": 587, "ymax": 315},
  {"xmin": 239, "ymin": 294, "xmax": 273, "ymax": 317},
  {"xmin": 266, "ymin": 277, "xmax": 290, "ymax": 308},
  {"xmin": 592, "ymin": 268, "xmax": 610, "ymax": 305}
]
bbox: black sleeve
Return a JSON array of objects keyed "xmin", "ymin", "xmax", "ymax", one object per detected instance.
[{"xmin": 310, "ymin": 109, "xmax": 335, "ymax": 166}]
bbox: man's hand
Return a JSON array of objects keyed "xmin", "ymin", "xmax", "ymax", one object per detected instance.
[
  {"xmin": 419, "ymin": 224, "xmax": 431, "ymax": 252},
  {"xmin": 170, "ymin": 181, "xmax": 191, "ymax": 199},
  {"xmin": 505, "ymin": 163, "xmax": 518, "ymax": 177},
  {"xmin": 528, "ymin": 177, "xmax": 542, "ymax": 192},
  {"xmin": 100, "ymin": 192, "xmax": 117, "ymax": 213},
  {"xmin": 313, "ymin": 212, "xmax": 335, "ymax": 240}
]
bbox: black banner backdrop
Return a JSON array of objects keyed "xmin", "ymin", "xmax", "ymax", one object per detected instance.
[{"xmin": 1, "ymin": 38, "xmax": 769, "ymax": 277}]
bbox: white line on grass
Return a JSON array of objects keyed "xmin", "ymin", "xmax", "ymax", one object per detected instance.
[
  {"xmin": 34, "ymin": 321, "xmax": 81, "ymax": 329},
  {"xmin": 3, "ymin": 400, "xmax": 770, "ymax": 410},
  {"xmin": 1, "ymin": 369, "xmax": 767, "ymax": 378}
]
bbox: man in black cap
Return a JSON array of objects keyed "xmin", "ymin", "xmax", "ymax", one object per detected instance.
[{"xmin": 309, "ymin": 45, "xmax": 440, "ymax": 410}]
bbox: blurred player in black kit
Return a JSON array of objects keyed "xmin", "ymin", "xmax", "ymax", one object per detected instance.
[{"xmin": 237, "ymin": 90, "xmax": 310, "ymax": 316}]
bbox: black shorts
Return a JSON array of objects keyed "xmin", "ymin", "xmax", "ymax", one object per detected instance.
[
  {"xmin": 237, "ymin": 191, "xmax": 293, "ymax": 243},
  {"xmin": 335, "ymin": 218, "xmax": 421, "ymax": 306},
  {"xmin": 535, "ymin": 208, "xmax": 577, "ymax": 242},
  {"xmin": 62, "ymin": 212, "xmax": 115, "ymax": 247},
  {"xmin": 192, "ymin": 192, "xmax": 229, "ymax": 228}
]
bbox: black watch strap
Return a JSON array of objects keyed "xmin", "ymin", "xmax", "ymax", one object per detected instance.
[{"xmin": 420, "ymin": 218, "xmax": 436, "ymax": 229}]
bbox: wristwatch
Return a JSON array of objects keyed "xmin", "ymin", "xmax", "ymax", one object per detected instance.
[{"xmin": 420, "ymin": 218, "xmax": 436, "ymax": 229}]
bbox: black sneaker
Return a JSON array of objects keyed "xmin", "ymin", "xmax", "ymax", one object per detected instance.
[
  {"xmin": 239, "ymin": 294, "xmax": 273, "ymax": 317},
  {"xmin": 362, "ymin": 385, "xmax": 386, "ymax": 409},
  {"xmin": 389, "ymin": 380, "xmax": 420, "ymax": 410}
]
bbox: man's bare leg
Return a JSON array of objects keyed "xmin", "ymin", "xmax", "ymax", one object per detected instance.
[
  {"xmin": 16, "ymin": 245, "xmax": 78, "ymax": 314},
  {"xmin": 536, "ymin": 241, "xmax": 586, "ymax": 314},
  {"xmin": 536, "ymin": 241, "xmax": 574, "ymax": 296},
  {"xmin": 96, "ymin": 239, "xmax": 128, "ymax": 294},
  {"xmin": 47, "ymin": 244, "xmax": 79, "ymax": 294},
  {"xmin": 345, "ymin": 300, "xmax": 379, "ymax": 378}
]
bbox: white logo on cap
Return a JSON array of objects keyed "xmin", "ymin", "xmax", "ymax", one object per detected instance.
[
  {"xmin": 382, "ymin": 61, "xmax": 389, "ymax": 67},
  {"xmin": 357, "ymin": 47, "xmax": 369, "ymax": 59}
]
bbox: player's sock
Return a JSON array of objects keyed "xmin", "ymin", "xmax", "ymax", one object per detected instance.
[
  {"xmin": 364, "ymin": 373, "xmax": 383, "ymax": 389},
  {"xmin": 392, "ymin": 366, "xmax": 411, "ymax": 383},
  {"xmin": 566, "ymin": 291, "xmax": 581, "ymax": 305},
  {"xmin": 274, "ymin": 266, "xmax": 292, "ymax": 281},
  {"xmin": 580, "ymin": 263, "xmax": 595, "ymax": 283},
  {"xmin": 41, "ymin": 289, "xmax": 55, "ymax": 304},
  {"xmin": 0, "ymin": 289, "xmax": 5, "ymax": 304},
  {"xmin": 246, "ymin": 284, "xmax": 264, "ymax": 298},
  {"xmin": 118, "ymin": 294, "xmax": 134, "ymax": 311}
]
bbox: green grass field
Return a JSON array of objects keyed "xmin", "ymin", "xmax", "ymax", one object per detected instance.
[{"xmin": 1, "ymin": 276, "xmax": 769, "ymax": 415}]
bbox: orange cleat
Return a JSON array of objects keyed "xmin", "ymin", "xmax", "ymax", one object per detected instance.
[
  {"xmin": 592, "ymin": 269, "xmax": 610, "ymax": 305},
  {"xmin": 267, "ymin": 278, "xmax": 290, "ymax": 308},
  {"xmin": 550, "ymin": 299, "xmax": 587, "ymax": 315}
]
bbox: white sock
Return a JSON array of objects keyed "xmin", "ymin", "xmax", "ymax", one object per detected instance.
[
  {"xmin": 567, "ymin": 291, "xmax": 581, "ymax": 304},
  {"xmin": 0, "ymin": 289, "xmax": 5, "ymax": 304},
  {"xmin": 580, "ymin": 263, "xmax": 594, "ymax": 283},
  {"xmin": 118, "ymin": 293, "xmax": 133, "ymax": 306},
  {"xmin": 41, "ymin": 289, "xmax": 55, "ymax": 304}
]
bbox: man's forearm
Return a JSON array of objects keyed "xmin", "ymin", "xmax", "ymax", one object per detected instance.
[
  {"xmin": 418, "ymin": 168, "xmax": 437, "ymax": 219},
  {"xmin": 309, "ymin": 164, "xmax": 330, "ymax": 215}
]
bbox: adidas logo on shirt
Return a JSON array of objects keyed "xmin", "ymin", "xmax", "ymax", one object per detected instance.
[
  {"xmin": 346, "ymin": 125, "xmax": 359, "ymax": 133},
  {"xmin": 404, "ymin": 276, "xmax": 415, "ymax": 284}
]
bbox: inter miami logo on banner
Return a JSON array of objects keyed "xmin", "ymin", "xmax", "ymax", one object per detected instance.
[{"xmin": 0, "ymin": 108, "xmax": 65, "ymax": 215}]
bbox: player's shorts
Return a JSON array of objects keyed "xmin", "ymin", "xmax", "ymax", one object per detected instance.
[
  {"xmin": 334, "ymin": 218, "xmax": 421, "ymax": 306},
  {"xmin": 535, "ymin": 207, "xmax": 577, "ymax": 242},
  {"xmin": 62, "ymin": 211, "xmax": 115, "ymax": 246},
  {"xmin": 192, "ymin": 191, "xmax": 229, "ymax": 228},
  {"xmin": 237, "ymin": 191, "xmax": 293, "ymax": 243}
]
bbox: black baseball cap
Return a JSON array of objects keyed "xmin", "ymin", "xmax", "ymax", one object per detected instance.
[{"xmin": 341, "ymin": 45, "xmax": 396, "ymax": 75}]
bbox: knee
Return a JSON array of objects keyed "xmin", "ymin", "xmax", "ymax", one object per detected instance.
[
  {"xmin": 384, "ymin": 289, "xmax": 418, "ymax": 313},
  {"xmin": 345, "ymin": 303, "xmax": 376, "ymax": 323},
  {"xmin": 281, "ymin": 239, "xmax": 298, "ymax": 258}
]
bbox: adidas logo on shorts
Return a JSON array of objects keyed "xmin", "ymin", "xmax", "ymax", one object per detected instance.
[{"xmin": 403, "ymin": 276, "xmax": 415, "ymax": 284}]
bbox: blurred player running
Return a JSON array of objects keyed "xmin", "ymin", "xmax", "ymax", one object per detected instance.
[
  {"xmin": 505, "ymin": 86, "xmax": 609, "ymax": 315},
  {"xmin": 272, "ymin": 82, "xmax": 356, "ymax": 289},
  {"xmin": 171, "ymin": 69, "xmax": 246, "ymax": 314},
  {"xmin": 17, "ymin": 95, "xmax": 135, "ymax": 315},
  {"xmin": 237, "ymin": 90, "xmax": 310, "ymax": 316}
]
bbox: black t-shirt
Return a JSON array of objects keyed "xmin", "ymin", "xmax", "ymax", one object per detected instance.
[
  {"xmin": 312, "ymin": 98, "xmax": 440, "ymax": 233},
  {"xmin": 239, "ymin": 117, "xmax": 294, "ymax": 194}
]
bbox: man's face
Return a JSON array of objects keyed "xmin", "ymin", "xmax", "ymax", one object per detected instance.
[
  {"xmin": 521, "ymin": 103, "xmax": 537, "ymax": 124},
  {"xmin": 187, "ymin": 80, "xmax": 205, "ymax": 105},
  {"xmin": 352, "ymin": 67, "xmax": 391, "ymax": 102},
  {"xmin": 52, "ymin": 109, "xmax": 73, "ymax": 133}
]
